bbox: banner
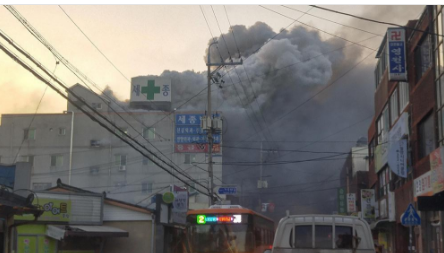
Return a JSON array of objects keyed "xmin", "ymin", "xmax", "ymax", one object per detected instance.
[
  {"xmin": 361, "ymin": 189, "xmax": 376, "ymax": 222},
  {"xmin": 171, "ymin": 185, "xmax": 188, "ymax": 225},
  {"xmin": 347, "ymin": 193, "xmax": 356, "ymax": 213},
  {"xmin": 388, "ymin": 139, "xmax": 408, "ymax": 178},
  {"xmin": 414, "ymin": 170, "xmax": 433, "ymax": 201},
  {"xmin": 430, "ymin": 147, "xmax": 444, "ymax": 194}
]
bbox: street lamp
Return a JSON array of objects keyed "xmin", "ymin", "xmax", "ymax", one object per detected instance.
[{"xmin": 64, "ymin": 111, "xmax": 74, "ymax": 185}]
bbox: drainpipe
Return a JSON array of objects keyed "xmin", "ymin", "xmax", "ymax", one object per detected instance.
[{"xmin": 151, "ymin": 213, "xmax": 155, "ymax": 253}]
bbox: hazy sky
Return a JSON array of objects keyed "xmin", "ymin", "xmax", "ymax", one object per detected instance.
[{"xmin": 0, "ymin": 5, "xmax": 423, "ymax": 115}]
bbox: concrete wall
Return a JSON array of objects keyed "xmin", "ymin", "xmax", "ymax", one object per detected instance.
[{"xmin": 103, "ymin": 220, "xmax": 153, "ymax": 253}]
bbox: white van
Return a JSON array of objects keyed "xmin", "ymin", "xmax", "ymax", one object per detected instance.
[{"xmin": 269, "ymin": 215, "xmax": 375, "ymax": 253}]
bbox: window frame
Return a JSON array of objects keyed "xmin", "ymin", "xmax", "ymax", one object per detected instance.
[
  {"xmin": 58, "ymin": 127, "xmax": 66, "ymax": 136},
  {"xmin": 142, "ymin": 182, "xmax": 153, "ymax": 193},
  {"xmin": 114, "ymin": 154, "xmax": 127, "ymax": 166},
  {"xmin": 143, "ymin": 127, "xmax": 156, "ymax": 140},
  {"xmin": 24, "ymin": 128, "xmax": 36, "ymax": 140},
  {"xmin": 418, "ymin": 113, "xmax": 436, "ymax": 159},
  {"xmin": 50, "ymin": 154, "xmax": 64, "ymax": 167},
  {"xmin": 184, "ymin": 154, "xmax": 196, "ymax": 164}
]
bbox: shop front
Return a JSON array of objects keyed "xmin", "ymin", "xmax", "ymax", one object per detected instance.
[{"xmin": 12, "ymin": 191, "xmax": 128, "ymax": 253}]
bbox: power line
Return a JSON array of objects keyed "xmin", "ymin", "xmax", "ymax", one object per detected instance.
[
  {"xmin": 241, "ymin": 51, "xmax": 374, "ymax": 143},
  {"xmin": 0, "ymin": 37, "xmax": 214, "ymax": 199},
  {"xmin": 309, "ymin": 5, "xmax": 444, "ymax": 38},
  {"xmin": 259, "ymin": 5, "xmax": 377, "ymax": 52},
  {"xmin": 223, "ymin": 6, "xmax": 241, "ymax": 58},
  {"xmin": 58, "ymin": 5, "xmax": 130, "ymax": 82},
  {"xmin": 211, "ymin": 5, "xmax": 233, "ymax": 61},
  {"xmin": 4, "ymin": 6, "xmax": 207, "ymax": 191},
  {"xmin": 281, "ymin": 5, "xmax": 384, "ymax": 37}
]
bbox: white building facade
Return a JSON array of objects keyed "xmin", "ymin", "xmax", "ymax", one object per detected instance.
[{"xmin": 0, "ymin": 82, "xmax": 223, "ymax": 208}]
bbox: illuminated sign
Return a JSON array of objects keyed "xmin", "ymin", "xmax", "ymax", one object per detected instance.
[{"xmin": 196, "ymin": 214, "xmax": 242, "ymax": 224}]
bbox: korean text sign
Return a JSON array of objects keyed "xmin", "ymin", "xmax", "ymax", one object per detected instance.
[{"xmin": 387, "ymin": 28, "xmax": 407, "ymax": 81}]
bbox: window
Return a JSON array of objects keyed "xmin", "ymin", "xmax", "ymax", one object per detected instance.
[
  {"xmin": 377, "ymin": 105, "xmax": 389, "ymax": 144},
  {"xmin": 90, "ymin": 166, "xmax": 99, "ymax": 175},
  {"xmin": 379, "ymin": 167, "xmax": 391, "ymax": 198},
  {"xmin": 114, "ymin": 155, "xmax": 127, "ymax": 166},
  {"xmin": 415, "ymin": 35, "xmax": 432, "ymax": 82},
  {"xmin": 142, "ymin": 182, "xmax": 153, "ymax": 193},
  {"xmin": 50, "ymin": 155, "xmax": 63, "ymax": 167},
  {"xmin": 315, "ymin": 225, "xmax": 332, "ymax": 249},
  {"xmin": 17, "ymin": 155, "xmax": 34, "ymax": 166},
  {"xmin": 143, "ymin": 127, "xmax": 155, "ymax": 140},
  {"xmin": 399, "ymin": 82, "xmax": 409, "ymax": 111},
  {"xmin": 92, "ymin": 102, "xmax": 102, "ymax": 109},
  {"xmin": 184, "ymin": 154, "xmax": 196, "ymax": 164},
  {"xmin": 290, "ymin": 225, "xmax": 312, "ymax": 248},
  {"xmin": 374, "ymin": 46, "xmax": 387, "ymax": 88},
  {"xmin": 115, "ymin": 182, "xmax": 126, "ymax": 188},
  {"xmin": 335, "ymin": 226, "xmax": 353, "ymax": 249},
  {"xmin": 369, "ymin": 139, "xmax": 375, "ymax": 161},
  {"xmin": 24, "ymin": 128, "xmax": 36, "ymax": 140},
  {"xmin": 58, "ymin": 127, "xmax": 66, "ymax": 135},
  {"xmin": 390, "ymin": 88, "xmax": 399, "ymax": 126},
  {"xmin": 418, "ymin": 114, "xmax": 436, "ymax": 159},
  {"xmin": 32, "ymin": 182, "xmax": 51, "ymax": 191}
]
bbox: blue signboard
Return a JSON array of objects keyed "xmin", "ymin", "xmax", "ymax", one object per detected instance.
[
  {"xmin": 176, "ymin": 126, "xmax": 207, "ymax": 135},
  {"xmin": 401, "ymin": 204, "xmax": 421, "ymax": 226},
  {"xmin": 176, "ymin": 135, "xmax": 220, "ymax": 144},
  {"xmin": 175, "ymin": 114, "xmax": 221, "ymax": 145},
  {"xmin": 387, "ymin": 28, "xmax": 407, "ymax": 81},
  {"xmin": 218, "ymin": 187, "xmax": 237, "ymax": 195},
  {"xmin": 0, "ymin": 165, "xmax": 15, "ymax": 188}
]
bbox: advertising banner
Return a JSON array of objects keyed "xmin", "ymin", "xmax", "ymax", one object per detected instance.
[
  {"xmin": 387, "ymin": 28, "xmax": 408, "ymax": 81},
  {"xmin": 388, "ymin": 139, "xmax": 408, "ymax": 178},
  {"xmin": 174, "ymin": 143, "xmax": 221, "ymax": 153},
  {"xmin": 414, "ymin": 170, "xmax": 433, "ymax": 201},
  {"xmin": 375, "ymin": 142, "xmax": 389, "ymax": 173},
  {"xmin": 388, "ymin": 190, "xmax": 396, "ymax": 221},
  {"xmin": 171, "ymin": 185, "xmax": 188, "ymax": 225},
  {"xmin": 347, "ymin": 193, "xmax": 356, "ymax": 213},
  {"xmin": 361, "ymin": 189, "xmax": 376, "ymax": 222},
  {"xmin": 131, "ymin": 77, "xmax": 171, "ymax": 102},
  {"xmin": 16, "ymin": 198, "xmax": 71, "ymax": 222},
  {"xmin": 430, "ymin": 147, "xmax": 444, "ymax": 194}
]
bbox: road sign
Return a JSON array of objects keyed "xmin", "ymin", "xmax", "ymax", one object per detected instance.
[
  {"xmin": 218, "ymin": 187, "xmax": 237, "ymax": 195},
  {"xmin": 401, "ymin": 204, "xmax": 421, "ymax": 226}
]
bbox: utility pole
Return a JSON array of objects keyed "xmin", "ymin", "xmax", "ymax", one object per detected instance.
[{"xmin": 206, "ymin": 40, "xmax": 242, "ymax": 205}]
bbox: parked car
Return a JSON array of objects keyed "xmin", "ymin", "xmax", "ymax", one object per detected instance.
[{"xmin": 267, "ymin": 215, "xmax": 375, "ymax": 253}]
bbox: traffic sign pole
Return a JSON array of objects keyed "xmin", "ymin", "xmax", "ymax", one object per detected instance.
[{"xmin": 409, "ymin": 226, "xmax": 412, "ymax": 253}]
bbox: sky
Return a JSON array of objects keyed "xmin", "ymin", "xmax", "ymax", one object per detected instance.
[
  {"xmin": 0, "ymin": 5, "xmax": 423, "ymax": 115},
  {"xmin": 0, "ymin": 4, "xmax": 427, "ymax": 215}
]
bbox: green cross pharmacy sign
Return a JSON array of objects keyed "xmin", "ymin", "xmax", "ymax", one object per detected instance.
[{"xmin": 131, "ymin": 77, "xmax": 171, "ymax": 102}]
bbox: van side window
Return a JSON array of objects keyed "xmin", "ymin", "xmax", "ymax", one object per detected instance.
[
  {"xmin": 335, "ymin": 226, "xmax": 353, "ymax": 249},
  {"xmin": 289, "ymin": 225, "xmax": 312, "ymax": 248}
]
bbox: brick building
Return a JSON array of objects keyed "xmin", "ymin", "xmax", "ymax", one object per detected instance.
[{"xmin": 368, "ymin": 5, "xmax": 444, "ymax": 253}]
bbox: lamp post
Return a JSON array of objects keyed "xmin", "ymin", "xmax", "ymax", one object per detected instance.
[{"xmin": 64, "ymin": 111, "xmax": 74, "ymax": 185}]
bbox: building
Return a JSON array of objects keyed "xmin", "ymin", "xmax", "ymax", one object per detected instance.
[
  {"xmin": 0, "ymin": 79, "xmax": 223, "ymax": 209},
  {"xmin": 339, "ymin": 139, "xmax": 370, "ymax": 215},
  {"xmin": 368, "ymin": 5, "xmax": 444, "ymax": 253}
]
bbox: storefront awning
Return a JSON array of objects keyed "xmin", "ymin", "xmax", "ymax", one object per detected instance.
[
  {"xmin": 370, "ymin": 219, "xmax": 393, "ymax": 230},
  {"xmin": 47, "ymin": 225, "xmax": 128, "ymax": 240}
]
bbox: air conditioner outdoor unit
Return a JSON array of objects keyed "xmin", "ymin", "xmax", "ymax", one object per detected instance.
[
  {"xmin": 118, "ymin": 165, "xmax": 126, "ymax": 172},
  {"xmin": 90, "ymin": 140, "xmax": 101, "ymax": 148}
]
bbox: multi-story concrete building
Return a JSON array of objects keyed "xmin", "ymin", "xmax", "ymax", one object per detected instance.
[
  {"xmin": 0, "ymin": 82, "xmax": 223, "ymax": 209},
  {"xmin": 368, "ymin": 5, "xmax": 444, "ymax": 252}
]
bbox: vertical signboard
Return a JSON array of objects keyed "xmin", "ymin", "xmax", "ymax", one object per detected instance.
[
  {"xmin": 430, "ymin": 147, "xmax": 444, "ymax": 194},
  {"xmin": 347, "ymin": 193, "xmax": 356, "ymax": 213},
  {"xmin": 171, "ymin": 185, "xmax": 188, "ymax": 225},
  {"xmin": 414, "ymin": 170, "xmax": 433, "ymax": 201},
  {"xmin": 337, "ymin": 188, "xmax": 347, "ymax": 214},
  {"xmin": 361, "ymin": 189, "xmax": 376, "ymax": 222},
  {"xmin": 387, "ymin": 28, "xmax": 407, "ymax": 81},
  {"xmin": 175, "ymin": 113, "xmax": 221, "ymax": 153}
]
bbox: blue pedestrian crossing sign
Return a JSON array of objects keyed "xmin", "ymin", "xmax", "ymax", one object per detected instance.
[{"xmin": 401, "ymin": 204, "xmax": 421, "ymax": 226}]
